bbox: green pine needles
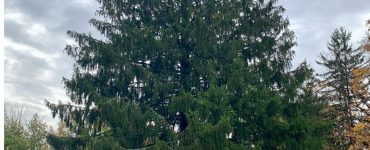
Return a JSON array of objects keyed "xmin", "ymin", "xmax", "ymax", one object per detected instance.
[{"xmin": 46, "ymin": 0, "xmax": 331, "ymax": 149}]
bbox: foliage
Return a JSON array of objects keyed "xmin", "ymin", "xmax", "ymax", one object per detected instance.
[
  {"xmin": 46, "ymin": 0, "xmax": 331, "ymax": 149},
  {"xmin": 351, "ymin": 20, "xmax": 370, "ymax": 101},
  {"xmin": 317, "ymin": 27, "xmax": 369, "ymax": 149},
  {"xmin": 4, "ymin": 105, "xmax": 49, "ymax": 150},
  {"xmin": 347, "ymin": 117, "xmax": 370, "ymax": 150},
  {"xmin": 364, "ymin": 20, "xmax": 370, "ymax": 52},
  {"xmin": 49, "ymin": 122, "xmax": 69, "ymax": 137},
  {"xmin": 27, "ymin": 115, "xmax": 49, "ymax": 149},
  {"xmin": 346, "ymin": 19, "xmax": 370, "ymax": 150},
  {"xmin": 4, "ymin": 106, "xmax": 29, "ymax": 150}
]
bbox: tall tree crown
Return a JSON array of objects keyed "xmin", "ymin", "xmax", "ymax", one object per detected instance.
[
  {"xmin": 316, "ymin": 27, "xmax": 367, "ymax": 149},
  {"xmin": 46, "ymin": 0, "xmax": 330, "ymax": 149}
]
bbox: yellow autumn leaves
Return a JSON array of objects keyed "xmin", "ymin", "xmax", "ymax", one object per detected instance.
[
  {"xmin": 347, "ymin": 119, "xmax": 370, "ymax": 150},
  {"xmin": 347, "ymin": 20, "xmax": 370, "ymax": 150}
]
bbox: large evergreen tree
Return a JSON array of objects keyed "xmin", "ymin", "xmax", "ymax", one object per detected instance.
[
  {"xmin": 46, "ymin": 0, "xmax": 330, "ymax": 149},
  {"xmin": 316, "ymin": 27, "xmax": 367, "ymax": 149}
]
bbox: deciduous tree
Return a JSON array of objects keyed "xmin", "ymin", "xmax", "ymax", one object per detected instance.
[
  {"xmin": 5, "ymin": 104, "xmax": 50, "ymax": 150},
  {"xmin": 347, "ymin": 19, "xmax": 370, "ymax": 150}
]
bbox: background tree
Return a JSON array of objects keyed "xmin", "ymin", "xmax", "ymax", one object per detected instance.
[
  {"xmin": 347, "ymin": 120, "xmax": 370, "ymax": 150},
  {"xmin": 4, "ymin": 104, "xmax": 50, "ymax": 150},
  {"xmin": 5, "ymin": 105, "xmax": 29, "ymax": 150},
  {"xmin": 26, "ymin": 114, "xmax": 49, "ymax": 149},
  {"xmin": 346, "ymin": 19, "xmax": 370, "ymax": 150},
  {"xmin": 46, "ymin": 0, "xmax": 331, "ymax": 149},
  {"xmin": 49, "ymin": 121, "xmax": 69, "ymax": 137},
  {"xmin": 351, "ymin": 20, "xmax": 370, "ymax": 102},
  {"xmin": 316, "ymin": 27, "xmax": 368, "ymax": 149},
  {"xmin": 364, "ymin": 20, "xmax": 370, "ymax": 51}
]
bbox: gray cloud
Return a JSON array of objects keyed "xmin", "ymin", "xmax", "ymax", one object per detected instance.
[
  {"xmin": 5, "ymin": 20, "xmax": 53, "ymax": 54},
  {"xmin": 5, "ymin": 0, "xmax": 99, "ymax": 127},
  {"xmin": 5, "ymin": 49, "xmax": 50, "ymax": 95},
  {"xmin": 279, "ymin": 0, "xmax": 370, "ymax": 71}
]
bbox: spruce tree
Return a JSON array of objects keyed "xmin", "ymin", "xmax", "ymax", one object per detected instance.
[
  {"xmin": 46, "ymin": 0, "xmax": 330, "ymax": 149},
  {"xmin": 316, "ymin": 27, "xmax": 367, "ymax": 149}
]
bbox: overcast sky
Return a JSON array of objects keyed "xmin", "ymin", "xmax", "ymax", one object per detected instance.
[{"xmin": 4, "ymin": 0, "xmax": 370, "ymax": 127}]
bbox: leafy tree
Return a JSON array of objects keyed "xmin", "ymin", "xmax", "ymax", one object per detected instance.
[
  {"xmin": 5, "ymin": 105, "xmax": 29, "ymax": 150},
  {"xmin": 47, "ymin": 0, "xmax": 331, "ymax": 149},
  {"xmin": 316, "ymin": 27, "xmax": 368, "ymax": 149},
  {"xmin": 4, "ymin": 104, "xmax": 50, "ymax": 150},
  {"xmin": 27, "ymin": 114, "xmax": 49, "ymax": 149},
  {"xmin": 346, "ymin": 19, "xmax": 370, "ymax": 150},
  {"xmin": 364, "ymin": 20, "xmax": 370, "ymax": 52},
  {"xmin": 49, "ymin": 122, "xmax": 69, "ymax": 137},
  {"xmin": 347, "ymin": 118, "xmax": 370, "ymax": 150},
  {"xmin": 351, "ymin": 20, "xmax": 370, "ymax": 101}
]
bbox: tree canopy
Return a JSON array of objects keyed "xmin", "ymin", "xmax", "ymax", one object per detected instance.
[
  {"xmin": 5, "ymin": 105, "xmax": 49, "ymax": 150},
  {"xmin": 346, "ymin": 20, "xmax": 370, "ymax": 150},
  {"xmin": 46, "ymin": 0, "xmax": 331, "ymax": 149},
  {"xmin": 316, "ymin": 27, "xmax": 370, "ymax": 149}
]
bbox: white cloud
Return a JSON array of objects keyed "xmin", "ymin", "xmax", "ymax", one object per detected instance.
[
  {"xmin": 37, "ymin": 70, "xmax": 53, "ymax": 81},
  {"xmin": 26, "ymin": 23, "xmax": 47, "ymax": 37},
  {"xmin": 4, "ymin": 10, "xmax": 25, "ymax": 24}
]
